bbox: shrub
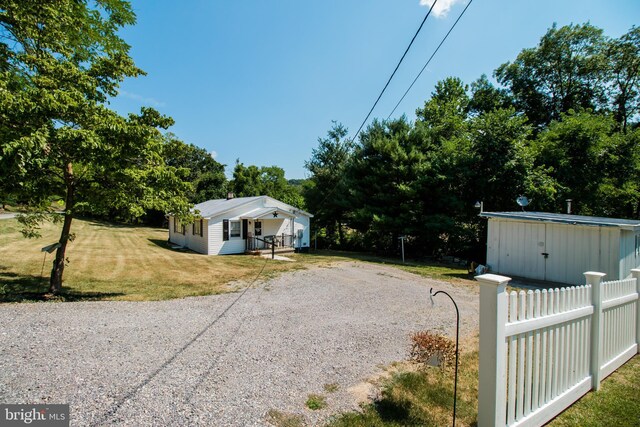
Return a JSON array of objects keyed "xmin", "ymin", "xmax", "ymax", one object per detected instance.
[{"xmin": 410, "ymin": 331, "xmax": 456, "ymax": 369}]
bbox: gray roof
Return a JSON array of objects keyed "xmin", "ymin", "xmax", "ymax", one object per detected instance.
[
  {"xmin": 193, "ymin": 196, "xmax": 312, "ymax": 219},
  {"xmin": 480, "ymin": 211, "xmax": 640, "ymax": 231},
  {"xmin": 193, "ymin": 196, "xmax": 262, "ymax": 218}
]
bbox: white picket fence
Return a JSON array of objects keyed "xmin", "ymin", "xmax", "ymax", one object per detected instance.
[{"xmin": 476, "ymin": 269, "xmax": 640, "ymax": 427}]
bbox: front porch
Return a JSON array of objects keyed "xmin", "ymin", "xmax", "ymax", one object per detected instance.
[
  {"xmin": 240, "ymin": 207, "xmax": 297, "ymax": 255},
  {"xmin": 245, "ymin": 234, "xmax": 295, "ymax": 255}
]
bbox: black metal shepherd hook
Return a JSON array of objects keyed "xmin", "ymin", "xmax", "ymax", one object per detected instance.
[{"xmin": 430, "ymin": 287, "xmax": 460, "ymax": 427}]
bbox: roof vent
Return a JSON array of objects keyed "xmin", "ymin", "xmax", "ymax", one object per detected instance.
[
  {"xmin": 227, "ymin": 192, "xmax": 234, "ymax": 200},
  {"xmin": 566, "ymin": 199, "xmax": 572, "ymax": 214}
]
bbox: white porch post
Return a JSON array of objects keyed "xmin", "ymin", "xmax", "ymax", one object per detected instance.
[
  {"xmin": 632, "ymin": 268, "xmax": 640, "ymax": 354},
  {"xmin": 476, "ymin": 273, "xmax": 511, "ymax": 427},
  {"xmin": 585, "ymin": 271, "xmax": 606, "ymax": 391}
]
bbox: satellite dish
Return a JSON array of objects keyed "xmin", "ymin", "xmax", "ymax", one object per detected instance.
[{"xmin": 516, "ymin": 196, "xmax": 530, "ymax": 210}]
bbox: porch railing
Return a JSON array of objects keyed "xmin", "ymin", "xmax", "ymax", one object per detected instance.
[{"xmin": 246, "ymin": 234, "xmax": 295, "ymax": 252}]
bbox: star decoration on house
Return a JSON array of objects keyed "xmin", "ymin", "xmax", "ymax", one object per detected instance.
[{"xmin": 273, "ymin": 212, "xmax": 278, "ymax": 218}]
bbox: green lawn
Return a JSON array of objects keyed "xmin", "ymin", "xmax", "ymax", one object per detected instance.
[
  {"xmin": 549, "ymin": 355, "xmax": 640, "ymax": 426},
  {"xmin": 0, "ymin": 218, "xmax": 309, "ymax": 301},
  {"xmin": 0, "ymin": 218, "xmax": 471, "ymax": 302},
  {"xmin": 326, "ymin": 350, "xmax": 639, "ymax": 427},
  {"xmin": 327, "ymin": 350, "xmax": 480, "ymax": 427}
]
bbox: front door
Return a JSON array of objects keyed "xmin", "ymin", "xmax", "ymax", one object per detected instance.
[{"xmin": 242, "ymin": 219, "xmax": 248, "ymax": 240}]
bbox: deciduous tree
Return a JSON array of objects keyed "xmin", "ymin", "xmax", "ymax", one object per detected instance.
[
  {"xmin": 162, "ymin": 133, "xmax": 227, "ymax": 203},
  {"xmin": 0, "ymin": 0, "xmax": 193, "ymax": 293},
  {"xmin": 496, "ymin": 23, "xmax": 607, "ymax": 128},
  {"xmin": 606, "ymin": 26, "xmax": 640, "ymax": 133}
]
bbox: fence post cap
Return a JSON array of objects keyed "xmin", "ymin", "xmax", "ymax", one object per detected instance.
[
  {"xmin": 475, "ymin": 274, "xmax": 511, "ymax": 286},
  {"xmin": 584, "ymin": 271, "xmax": 607, "ymax": 278},
  {"xmin": 630, "ymin": 268, "xmax": 640, "ymax": 274}
]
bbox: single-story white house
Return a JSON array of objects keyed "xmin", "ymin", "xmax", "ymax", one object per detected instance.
[
  {"xmin": 481, "ymin": 211, "xmax": 640, "ymax": 285},
  {"xmin": 168, "ymin": 195, "xmax": 313, "ymax": 255}
]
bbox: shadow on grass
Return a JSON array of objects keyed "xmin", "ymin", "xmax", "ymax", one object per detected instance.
[
  {"xmin": 147, "ymin": 238, "xmax": 171, "ymax": 249},
  {"xmin": 330, "ymin": 369, "xmax": 478, "ymax": 427},
  {"xmin": 0, "ymin": 271, "xmax": 124, "ymax": 303},
  {"xmin": 147, "ymin": 238, "xmax": 201, "ymax": 255},
  {"xmin": 83, "ymin": 218, "xmax": 139, "ymax": 229},
  {"xmin": 374, "ymin": 399, "xmax": 413, "ymax": 424}
]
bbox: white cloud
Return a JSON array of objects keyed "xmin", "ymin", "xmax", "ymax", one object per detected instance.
[
  {"xmin": 419, "ymin": 0, "xmax": 465, "ymax": 18},
  {"xmin": 119, "ymin": 90, "xmax": 166, "ymax": 108},
  {"xmin": 210, "ymin": 150, "xmax": 218, "ymax": 159}
]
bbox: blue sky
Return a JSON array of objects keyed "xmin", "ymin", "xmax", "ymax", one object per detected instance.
[{"xmin": 109, "ymin": 0, "xmax": 640, "ymax": 179}]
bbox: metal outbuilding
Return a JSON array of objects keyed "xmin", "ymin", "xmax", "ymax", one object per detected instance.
[{"xmin": 480, "ymin": 211, "xmax": 640, "ymax": 285}]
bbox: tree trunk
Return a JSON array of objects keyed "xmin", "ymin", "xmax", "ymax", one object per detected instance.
[
  {"xmin": 337, "ymin": 218, "xmax": 345, "ymax": 248},
  {"xmin": 49, "ymin": 162, "xmax": 75, "ymax": 294}
]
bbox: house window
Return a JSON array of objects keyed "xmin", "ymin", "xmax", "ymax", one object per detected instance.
[
  {"xmin": 193, "ymin": 219, "xmax": 203, "ymax": 237},
  {"xmin": 230, "ymin": 221, "xmax": 241, "ymax": 238},
  {"xmin": 636, "ymin": 234, "xmax": 640, "ymax": 257},
  {"xmin": 174, "ymin": 218, "xmax": 185, "ymax": 235},
  {"xmin": 254, "ymin": 221, "xmax": 262, "ymax": 236}
]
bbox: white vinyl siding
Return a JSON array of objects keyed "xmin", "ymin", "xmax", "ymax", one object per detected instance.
[
  {"xmin": 170, "ymin": 196, "xmax": 313, "ymax": 256},
  {"xmin": 294, "ymin": 216, "xmax": 310, "ymax": 248},
  {"xmin": 186, "ymin": 219, "xmax": 208, "ymax": 254},
  {"xmin": 208, "ymin": 218, "xmax": 246, "ymax": 255},
  {"xmin": 168, "ymin": 216, "xmax": 208, "ymax": 254},
  {"xmin": 169, "ymin": 216, "xmax": 186, "ymax": 247}
]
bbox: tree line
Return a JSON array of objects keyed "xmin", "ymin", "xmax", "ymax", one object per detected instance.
[
  {"xmin": 303, "ymin": 23, "xmax": 640, "ymax": 260},
  {"xmin": 1, "ymin": 3, "xmax": 637, "ymax": 294}
]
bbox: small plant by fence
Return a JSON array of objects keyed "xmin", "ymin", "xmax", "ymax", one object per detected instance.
[{"xmin": 476, "ymin": 268, "xmax": 640, "ymax": 427}]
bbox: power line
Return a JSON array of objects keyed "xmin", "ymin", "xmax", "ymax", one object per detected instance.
[
  {"xmin": 350, "ymin": 0, "xmax": 439, "ymax": 143},
  {"xmin": 313, "ymin": 1, "xmax": 471, "ymax": 215},
  {"xmin": 387, "ymin": 0, "xmax": 474, "ymax": 120}
]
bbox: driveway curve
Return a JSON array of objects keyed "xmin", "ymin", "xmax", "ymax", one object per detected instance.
[{"xmin": 0, "ymin": 262, "xmax": 479, "ymax": 426}]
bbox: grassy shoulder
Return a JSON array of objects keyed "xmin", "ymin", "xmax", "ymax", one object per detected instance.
[
  {"xmin": 0, "ymin": 219, "xmax": 472, "ymax": 302},
  {"xmin": 327, "ymin": 349, "xmax": 479, "ymax": 427},
  {"xmin": 326, "ymin": 349, "xmax": 639, "ymax": 427}
]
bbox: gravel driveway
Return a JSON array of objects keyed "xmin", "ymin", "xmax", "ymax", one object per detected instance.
[{"xmin": 0, "ymin": 262, "xmax": 479, "ymax": 426}]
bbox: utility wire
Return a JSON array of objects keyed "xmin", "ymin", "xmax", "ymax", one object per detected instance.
[
  {"xmin": 313, "ymin": 1, "xmax": 473, "ymax": 218},
  {"xmin": 387, "ymin": 0, "xmax": 474, "ymax": 119},
  {"xmin": 350, "ymin": 0, "xmax": 438, "ymax": 143}
]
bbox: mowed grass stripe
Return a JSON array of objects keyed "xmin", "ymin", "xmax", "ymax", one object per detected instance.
[{"xmin": 0, "ymin": 218, "xmax": 304, "ymax": 301}]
